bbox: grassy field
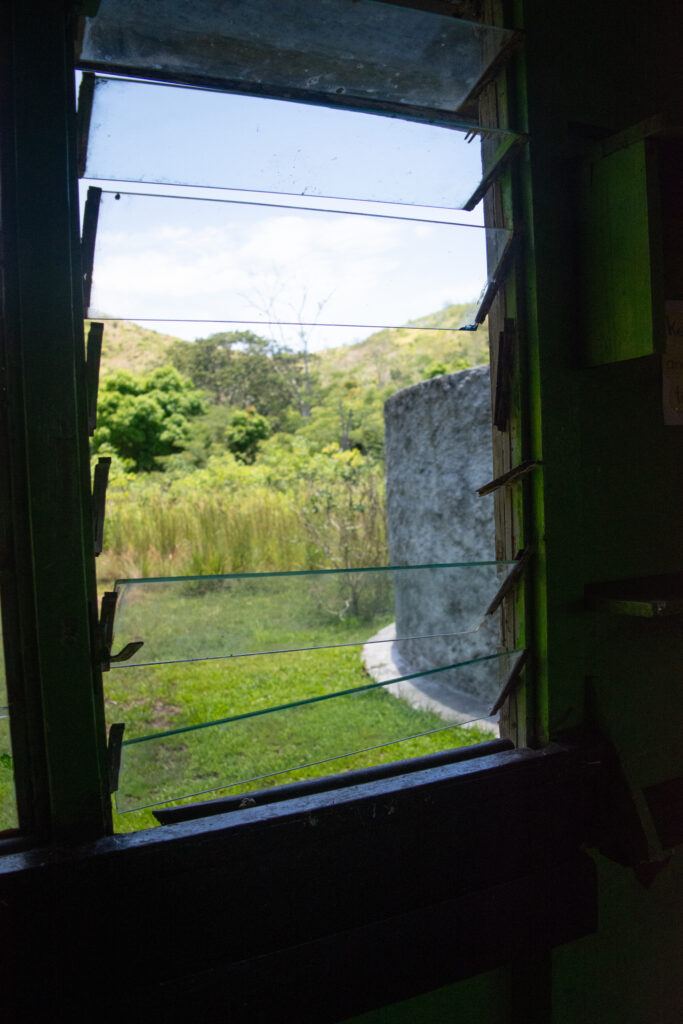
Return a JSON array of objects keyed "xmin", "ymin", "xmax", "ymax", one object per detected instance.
[
  {"xmin": 108, "ymin": 579, "xmax": 492, "ymax": 831},
  {"xmin": 0, "ymin": 539, "xmax": 493, "ymax": 835}
]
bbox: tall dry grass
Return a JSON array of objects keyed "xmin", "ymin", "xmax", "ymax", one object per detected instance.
[{"xmin": 97, "ymin": 449, "xmax": 387, "ymax": 585}]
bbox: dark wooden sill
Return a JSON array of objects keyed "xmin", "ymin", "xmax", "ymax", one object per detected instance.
[
  {"xmin": 0, "ymin": 743, "xmax": 599, "ymax": 1023},
  {"xmin": 153, "ymin": 735, "xmax": 514, "ymax": 824}
]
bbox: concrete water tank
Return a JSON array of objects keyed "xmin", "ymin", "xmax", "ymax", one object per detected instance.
[{"xmin": 383, "ymin": 364, "xmax": 502, "ymax": 710}]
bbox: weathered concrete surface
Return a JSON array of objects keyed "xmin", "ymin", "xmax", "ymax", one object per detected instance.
[
  {"xmin": 362, "ymin": 623, "xmax": 498, "ymax": 734},
  {"xmin": 383, "ymin": 365, "xmax": 504, "ymax": 709}
]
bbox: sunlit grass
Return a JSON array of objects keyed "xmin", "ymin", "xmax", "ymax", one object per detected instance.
[
  {"xmin": 108, "ymin": 589, "xmax": 491, "ymax": 832},
  {"xmin": 99, "ymin": 484, "xmax": 312, "ymax": 582}
]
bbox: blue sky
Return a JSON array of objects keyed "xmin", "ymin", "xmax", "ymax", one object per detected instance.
[{"xmin": 81, "ymin": 76, "xmax": 494, "ymax": 349}]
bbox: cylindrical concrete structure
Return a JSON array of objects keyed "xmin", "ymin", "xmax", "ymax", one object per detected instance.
[{"xmin": 383, "ymin": 365, "xmax": 501, "ymax": 706}]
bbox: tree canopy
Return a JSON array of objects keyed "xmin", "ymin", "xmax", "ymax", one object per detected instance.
[
  {"xmin": 91, "ymin": 307, "xmax": 489, "ymax": 472},
  {"xmin": 226, "ymin": 407, "xmax": 271, "ymax": 464},
  {"xmin": 169, "ymin": 331, "xmax": 315, "ymax": 431},
  {"xmin": 92, "ymin": 366, "xmax": 206, "ymax": 471}
]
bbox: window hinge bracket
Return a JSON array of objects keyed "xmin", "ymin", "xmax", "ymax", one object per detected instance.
[
  {"xmin": 485, "ymin": 547, "xmax": 532, "ymax": 617},
  {"xmin": 477, "ymin": 459, "xmax": 541, "ymax": 497},
  {"xmin": 107, "ymin": 722, "xmax": 125, "ymax": 794},
  {"xmin": 490, "ymin": 648, "xmax": 528, "ymax": 715},
  {"xmin": 97, "ymin": 591, "xmax": 143, "ymax": 671},
  {"xmin": 86, "ymin": 321, "xmax": 103, "ymax": 435},
  {"xmin": 92, "ymin": 455, "xmax": 110, "ymax": 556}
]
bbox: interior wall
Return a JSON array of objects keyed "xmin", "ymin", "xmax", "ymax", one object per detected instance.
[
  {"xmin": 346, "ymin": 0, "xmax": 683, "ymax": 1019},
  {"xmin": 519, "ymin": 1, "xmax": 682, "ymax": 1018},
  {"xmin": 342, "ymin": 967, "xmax": 511, "ymax": 1024}
]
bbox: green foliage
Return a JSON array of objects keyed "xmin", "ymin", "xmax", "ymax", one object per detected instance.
[
  {"xmin": 298, "ymin": 377, "xmax": 389, "ymax": 457},
  {"xmin": 169, "ymin": 331, "xmax": 313, "ymax": 431},
  {"xmin": 290, "ymin": 445, "xmax": 386, "ymax": 574},
  {"xmin": 225, "ymin": 407, "xmax": 271, "ymax": 464},
  {"xmin": 95, "ymin": 303, "xmax": 492, "ymax": 579},
  {"xmin": 97, "ymin": 306, "xmax": 489, "ymax": 467},
  {"xmin": 98, "ymin": 436, "xmax": 388, "ymax": 583},
  {"xmin": 313, "ymin": 303, "xmax": 489, "ymax": 393},
  {"xmin": 97, "ymin": 451, "xmax": 304, "ymax": 579},
  {"xmin": 92, "ymin": 366, "xmax": 206, "ymax": 471},
  {"xmin": 423, "ymin": 361, "xmax": 449, "ymax": 379},
  {"xmin": 164, "ymin": 403, "xmax": 236, "ymax": 471}
]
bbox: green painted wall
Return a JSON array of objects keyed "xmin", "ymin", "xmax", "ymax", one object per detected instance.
[
  {"xmin": 520, "ymin": 0, "xmax": 683, "ymax": 1012},
  {"xmin": 553, "ymin": 853, "xmax": 683, "ymax": 1024},
  {"xmin": 347, "ymin": 0, "xmax": 683, "ymax": 1020},
  {"xmin": 342, "ymin": 967, "xmax": 512, "ymax": 1024}
]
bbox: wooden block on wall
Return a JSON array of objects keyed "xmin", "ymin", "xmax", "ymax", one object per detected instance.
[{"xmin": 581, "ymin": 136, "xmax": 663, "ymax": 366}]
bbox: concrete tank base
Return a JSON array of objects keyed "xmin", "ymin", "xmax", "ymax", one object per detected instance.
[{"xmin": 383, "ymin": 365, "xmax": 504, "ymax": 710}]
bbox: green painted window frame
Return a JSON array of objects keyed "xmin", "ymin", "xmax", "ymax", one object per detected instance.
[{"xmin": 0, "ymin": 0, "xmax": 528, "ymax": 845}]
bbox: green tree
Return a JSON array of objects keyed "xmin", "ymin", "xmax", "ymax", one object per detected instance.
[
  {"xmin": 300, "ymin": 377, "xmax": 388, "ymax": 458},
  {"xmin": 422, "ymin": 361, "xmax": 449, "ymax": 379},
  {"xmin": 293, "ymin": 446, "xmax": 387, "ymax": 613},
  {"xmin": 169, "ymin": 331, "xmax": 314, "ymax": 431},
  {"xmin": 92, "ymin": 366, "xmax": 206, "ymax": 471},
  {"xmin": 225, "ymin": 407, "xmax": 271, "ymax": 464}
]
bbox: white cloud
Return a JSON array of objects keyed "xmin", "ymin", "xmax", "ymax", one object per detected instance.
[{"xmin": 89, "ymin": 192, "xmax": 489, "ymax": 347}]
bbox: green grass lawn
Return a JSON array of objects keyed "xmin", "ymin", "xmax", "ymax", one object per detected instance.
[
  {"xmin": 0, "ymin": 577, "xmax": 493, "ymax": 835},
  {"xmin": 108, "ymin": 579, "xmax": 491, "ymax": 832}
]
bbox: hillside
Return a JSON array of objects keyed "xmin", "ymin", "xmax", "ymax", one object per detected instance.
[
  {"xmin": 92, "ymin": 303, "xmax": 488, "ymax": 385},
  {"xmin": 86, "ymin": 319, "xmax": 182, "ymax": 375},
  {"xmin": 315, "ymin": 304, "xmax": 489, "ymax": 390}
]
